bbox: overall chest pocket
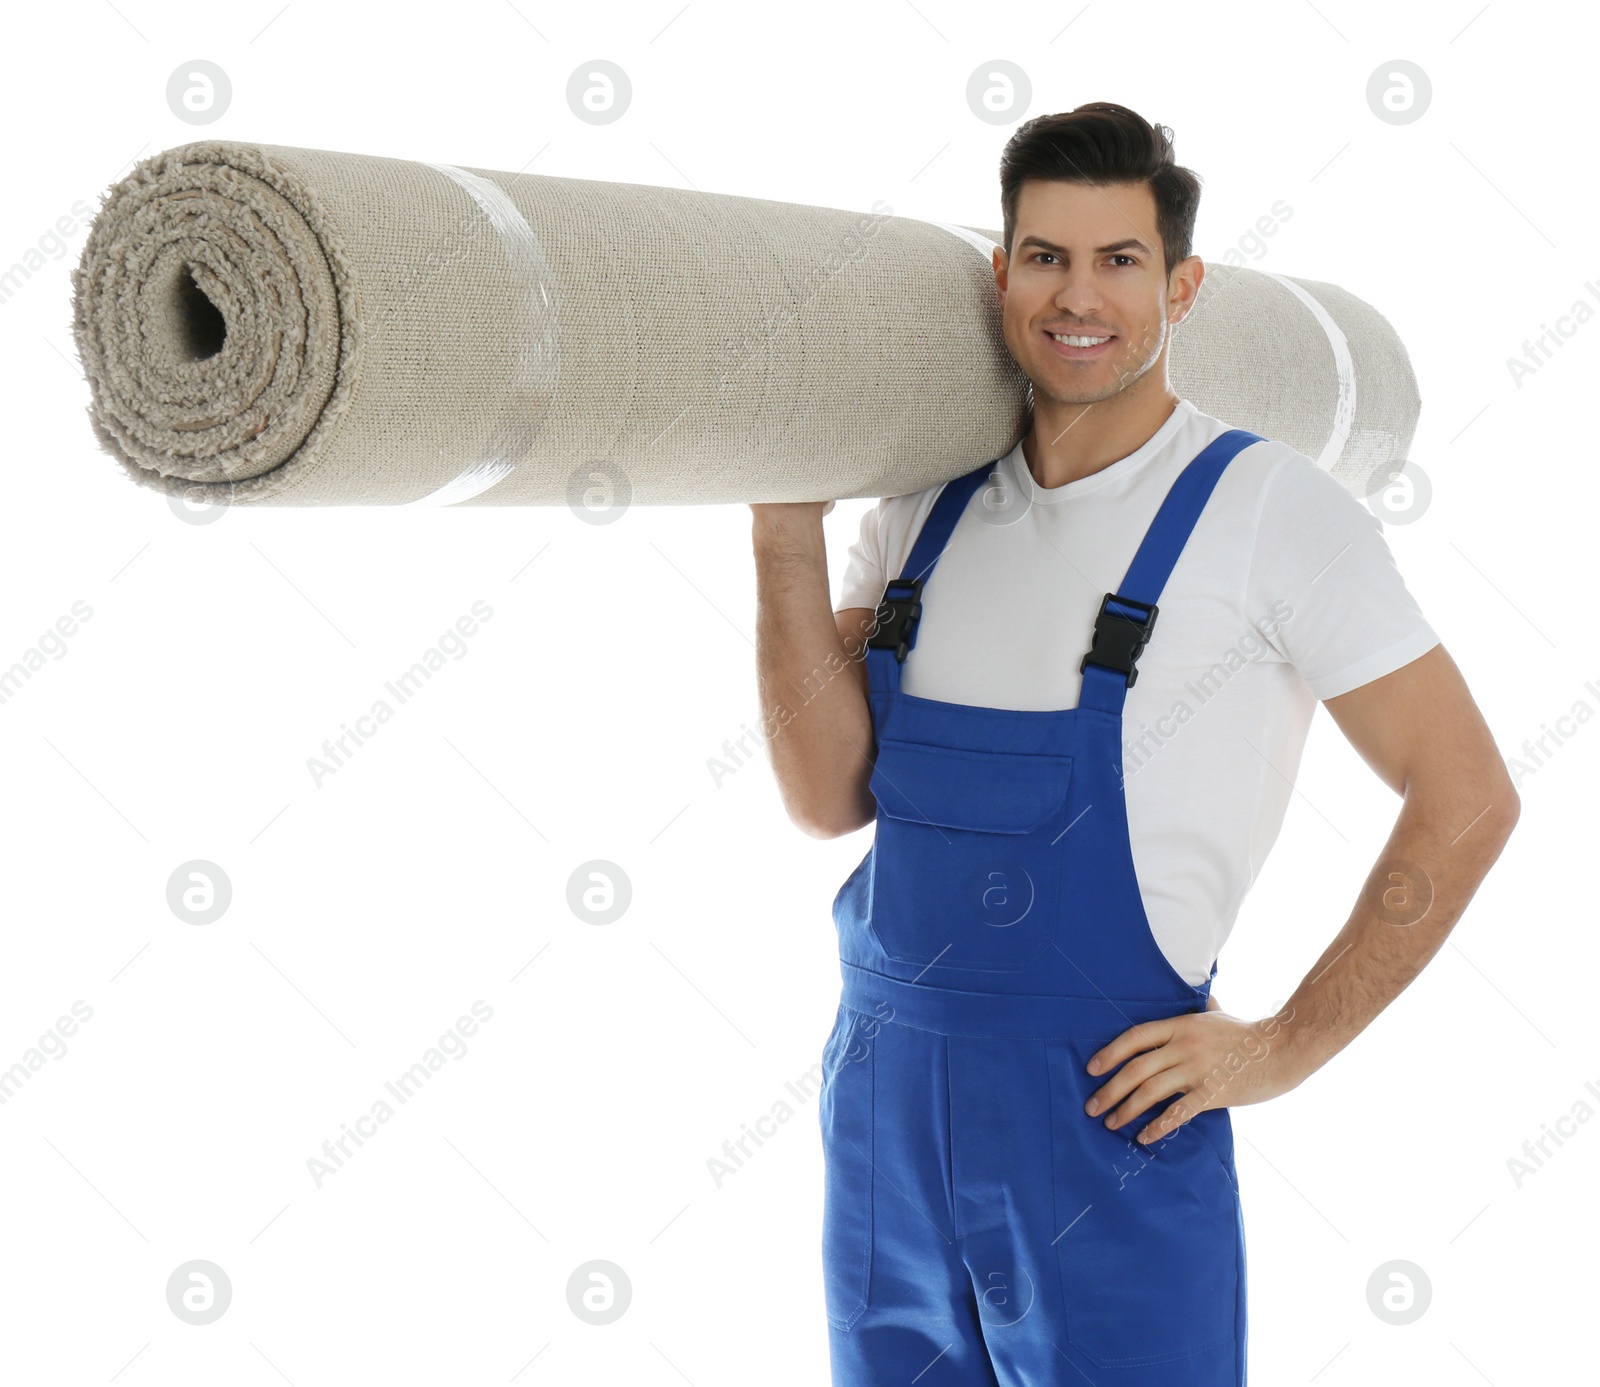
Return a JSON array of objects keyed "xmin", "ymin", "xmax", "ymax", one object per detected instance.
[{"xmin": 866, "ymin": 737, "xmax": 1071, "ymax": 973}]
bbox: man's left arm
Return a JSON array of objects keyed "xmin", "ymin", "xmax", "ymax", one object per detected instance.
[
  {"xmin": 1086, "ymin": 643, "xmax": 1520, "ymax": 1142},
  {"xmin": 1270, "ymin": 641, "xmax": 1520, "ymax": 1078}
]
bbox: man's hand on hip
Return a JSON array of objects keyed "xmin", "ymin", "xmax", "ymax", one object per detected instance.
[{"xmin": 1082, "ymin": 1003, "xmax": 1301, "ymax": 1146}]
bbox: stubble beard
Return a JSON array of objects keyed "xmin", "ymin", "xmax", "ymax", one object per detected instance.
[{"xmin": 1026, "ymin": 314, "xmax": 1169, "ymax": 411}]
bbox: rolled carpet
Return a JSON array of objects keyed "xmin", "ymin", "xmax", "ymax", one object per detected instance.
[{"xmin": 70, "ymin": 141, "xmax": 1418, "ymax": 507}]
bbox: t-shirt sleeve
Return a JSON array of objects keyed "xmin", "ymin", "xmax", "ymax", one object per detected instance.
[
  {"xmin": 837, "ymin": 502, "xmax": 889, "ymax": 611},
  {"xmin": 1247, "ymin": 451, "xmax": 1441, "ymax": 701}
]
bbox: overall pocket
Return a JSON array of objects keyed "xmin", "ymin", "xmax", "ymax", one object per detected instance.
[
  {"xmin": 818, "ymin": 1008, "xmax": 874, "ymax": 1331},
  {"xmin": 1046, "ymin": 1037, "xmax": 1242, "ymax": 1367},
  {"xmin": 867, "ymin": 737, "xmax": 1072, "ymax": 973}
]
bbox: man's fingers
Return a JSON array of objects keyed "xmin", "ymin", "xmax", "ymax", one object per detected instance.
[
  {"xmin": 1086, "ymin": 1017, "xmax": 1177, "ymax": 1075},
  {"xmin": 1100, "ymin": 1069, "xmax": 1191, "ymax": 1138},
  {"xmin": 1086, "ymin": 1046, "xmax": 1180, "ymax": 1122},
  {"xmin": 1133, "ymin": 1093, "xmax": 1204, "ymax": 1145}
]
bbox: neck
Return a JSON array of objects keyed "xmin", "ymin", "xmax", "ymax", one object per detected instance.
[{"xmin": 1021, "ymin": 370, "xmax": 1180, "ymax": 490}]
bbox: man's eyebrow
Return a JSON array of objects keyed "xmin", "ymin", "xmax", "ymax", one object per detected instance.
[{"xmin": 1016, "ymin": 234, "xmax": 1153, "ymax": 257}]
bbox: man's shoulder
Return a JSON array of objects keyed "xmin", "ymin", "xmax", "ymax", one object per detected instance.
[{"xmin": 1179, "ymin": 399, "xmax": 1347, "ymax": 499}]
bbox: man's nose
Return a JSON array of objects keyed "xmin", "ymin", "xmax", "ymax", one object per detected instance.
[{"xmin": 1053, "ymin": 272, "xmax": 1107, "ymax": 316}]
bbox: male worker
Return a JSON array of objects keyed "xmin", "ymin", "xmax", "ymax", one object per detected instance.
[{"xmin": 749, "ymin": 102, "xmax": 1518, "ymax": 1386}]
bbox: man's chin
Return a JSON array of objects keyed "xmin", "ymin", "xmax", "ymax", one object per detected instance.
[
  {"xmin": 1027, "ymin": 371, "xmax": 1129, "ymax": 409},
  {"xmin": 1026, "ymin": 346, "xmax": 1161, "ymax": 409}
]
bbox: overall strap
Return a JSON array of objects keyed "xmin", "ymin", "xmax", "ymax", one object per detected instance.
[
  {"xmin": 1078, "ymin": 428, "xmax": 1264, "ymax": 716},
  {"xmin": 865, "ymin": 459, "xmax": 1000, "ymax": 697}
]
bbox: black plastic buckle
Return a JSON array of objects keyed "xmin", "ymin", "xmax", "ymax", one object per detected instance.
[
  {"xmin": 866, "ymin": 578, "xmax": 924, "ymax": 663},
  {"xmin": 1080, "ymin": 593, "xmax": 1159, "ymax": 687}
]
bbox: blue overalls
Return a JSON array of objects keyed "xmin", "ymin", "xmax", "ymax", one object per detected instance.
[{"xmin": 821, "ymin": 429, "xmax": 1263, "ymax": 1386}]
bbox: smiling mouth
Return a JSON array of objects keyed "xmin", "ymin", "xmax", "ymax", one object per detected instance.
[{"xmin": 1044, "ymin": 329, "xmax": 1116, "ymax": 355}]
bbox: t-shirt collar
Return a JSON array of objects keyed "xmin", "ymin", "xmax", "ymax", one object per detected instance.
[{"xmin": 1008, "ymin": 398, "xmax": 1197, "ymax": 505}]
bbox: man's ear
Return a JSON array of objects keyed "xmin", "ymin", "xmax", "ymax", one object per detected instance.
[{"xmin": 1167, "ymin": 253, "xmax": 1205, "ymax": 327}]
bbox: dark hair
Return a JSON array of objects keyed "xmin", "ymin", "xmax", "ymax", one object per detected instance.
[{"xmin": 998, "ymin": 102, "xmax": 1201, "ymax": 278}]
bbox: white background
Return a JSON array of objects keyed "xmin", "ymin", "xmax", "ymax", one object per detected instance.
[{"xmin": 1, "ymin": 1, "xmax": 1593, "ymax": 1383}]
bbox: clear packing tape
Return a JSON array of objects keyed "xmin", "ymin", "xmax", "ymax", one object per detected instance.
[{"xmin": 71, "ymin": 141, "xmax": 1419, "ymax": 507}]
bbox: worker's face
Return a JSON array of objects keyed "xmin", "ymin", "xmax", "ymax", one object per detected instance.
[{"xmin": 994, "ymin": 178, "xmax": 1202, "ymax": 408}]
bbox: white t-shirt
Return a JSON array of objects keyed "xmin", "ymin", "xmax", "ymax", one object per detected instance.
[{"xmin": 836, "ymin": 397, "xmax": 1440, "ymax": 986}]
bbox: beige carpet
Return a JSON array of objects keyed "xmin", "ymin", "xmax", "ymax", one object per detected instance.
[{"xmin": 70, "ymin": 141, "xmax": 1419, "ymax": 506}]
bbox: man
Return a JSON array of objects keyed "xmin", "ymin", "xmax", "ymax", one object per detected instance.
[{"xmin": 749, "ymin": 102, "xmax": 1517, "ymax": 1387}]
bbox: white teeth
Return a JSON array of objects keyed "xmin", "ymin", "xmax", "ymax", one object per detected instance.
[{"xmin": 1051, "ymin": 332, "xmax": 1111, "ymax": 347}]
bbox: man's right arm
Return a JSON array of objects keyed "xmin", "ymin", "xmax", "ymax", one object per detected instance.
[{"xmin": 750, "ymin": 502, "xmax": 879, "ymax": 838}]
